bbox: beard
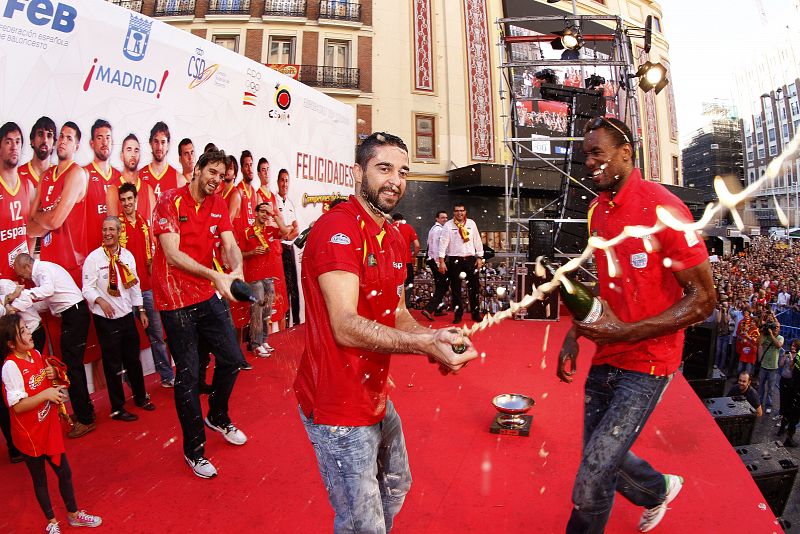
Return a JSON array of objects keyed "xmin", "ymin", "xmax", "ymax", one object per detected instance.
[
  {"xmin": 360, "ymin": 177, "xmax": 401, "ymax": 215},
  {"xmin": 35, "ymin": 145, "xmax": 51, "ymax": 161}
]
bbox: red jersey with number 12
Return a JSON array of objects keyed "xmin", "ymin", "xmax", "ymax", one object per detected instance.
[
  {"xmin": 140, "ymin": 163, "xmax": 179, "ymax": 199},
  {"xmin": 84, "ymin": 162, "xmax": 121, "ymax": 248},
  {"xmin": 0, "ymin": 174, "xmax": 30, "ymax": 279}
]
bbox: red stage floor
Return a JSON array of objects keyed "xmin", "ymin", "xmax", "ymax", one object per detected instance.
[{"xmin": 1, "ymin": 314, "xmax": 784, "ymax": 533}]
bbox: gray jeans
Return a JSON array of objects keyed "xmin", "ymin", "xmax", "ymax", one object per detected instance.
[{"xmin": 248, "ymin": 278, "xmax": 275, "ymax": 350}]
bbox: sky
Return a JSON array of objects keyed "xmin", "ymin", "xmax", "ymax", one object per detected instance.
[{"xmin": 659, "ymin": 0, "xmax": 799, "ymax": 144}]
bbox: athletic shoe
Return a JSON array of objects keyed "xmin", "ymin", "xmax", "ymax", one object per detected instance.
[
  {"xmin": 46, "ymin": 522, "xmax": 62, "ymax": 533},
  {"xmin": 67, "ymin": 510, "xmax": 102, "ymax": 527},
  {"xmin": 254, "ymin": 346, "xmax": 270, "ymax": 358},
  {"xmin": 204, "ymin": 417, "xmax": 247, "ymax": 445},
  {"xmin": 240, "ymin": 360, "xmax": 253, "ymax": 371},
  {"xmin": 161, "ymin": 378, "xmax": 175, "ymax": 388},
  {"xmin": 766, "ymin": 407, "xmax": 772, "ymax": 414},
  {"xmin": 638, "ymin": 474, "xmax": 684, "ymax": 532},
  {"xmin": 185, "ymin": 455, "xmax": 218, "ymax": 479},
  {"xmin": 261, "ymin": 342, "xmax": 275, "ymax": 352}
]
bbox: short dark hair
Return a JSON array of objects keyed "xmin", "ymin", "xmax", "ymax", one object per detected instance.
[
  {"xmin": 436, "ymin": 210, "xmax": 448, "ymax": 218},
  {"xmin": 257, "ymin": 157, "xmax": 269, "ymax": 171},
  {"xmin": 30, "ymin": 116, "xmax": 56, "ymax": 143},
  {"xmin": 240, "ymin": 149, "xmax": 252, "ymax": 169},
  {"xmin": 584, "ymin": 117, "xmax": 635, "ymax": 162},
  {"xmin": 91, "ymin": 119, "xmax": 112, "ymax": 139},
  {"xmin": 204, "ymin": 142, "xmax": 217, "ymax": 153},
  {"xmin": 178, "ymin": 138, "xmax": 193, "ymax": 154},
  {"xmin": 122, "ymin": 133, "xmax": 139, "ymax": 146},
  {"xmin": 0, "ymin": 122, "xmax": 23, "ymax": 142},
  {"xmin": 277, "ymin": 168, "xmax": 289, "ymax": 179},
  {"xmin": 227, "ymin": 155, "xmax": 239, "ymax": 176},
  {"xmin": 255, "ymin": 202, "xmax": 270, "ymax": 212},
  {"xmin": 0, "ymin": 313, "xmax": 23, "ymax": 359},
  {"xmin": 356, "ymin": 132, "xmax": 408, "ymax": 168},
  {"xmin": 392, "ymin": 213, "xmax": 404, "ymax": 221},
  {"xmin": 197, "ymin": 149, "xmax": 227, "ymax": 171},
  {"xmin": 118, "ymin": 182, "xmax": 138, "ymax": 198},
  {"xmin": 453, "ymin": 203, "xmax": 466, "ymax": 210},
  {"xmin": 149, "ymin": 121, "xmax": 170, "ymax": 143},
  {"xmin": 62, "ymin": 121, "xmax": 81, "ymax": 142}
]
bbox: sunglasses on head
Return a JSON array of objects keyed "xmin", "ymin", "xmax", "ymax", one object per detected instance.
[{"xmin": 587, "ymin": 117, "xmax": 632, "ymax": 145}]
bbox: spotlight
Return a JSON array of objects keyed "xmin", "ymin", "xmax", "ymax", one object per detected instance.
[
  {"xmin": 585, "ymin": 74, "xmax": 606, "ymax": 91},
  {"xmin": 634, "ymin": 61, "xmax": 669, "ymax": 94},
  {"xmin": 560, "ymin": 26, "xmax": 583, "ymax": 50}
]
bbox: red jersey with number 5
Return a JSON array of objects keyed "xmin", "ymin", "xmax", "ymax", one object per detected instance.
[
  {"xmin": 140, "ymin": 163, "xmax": 179, "ymax": 199},
  {"xmin": 0, "ymin": 175, "xmax": 30, "ymax": 279}
]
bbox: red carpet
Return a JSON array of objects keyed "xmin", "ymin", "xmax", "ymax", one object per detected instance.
[{"xmin": 1, "ymin": 314, "xmax": 784, "ymax": 533}]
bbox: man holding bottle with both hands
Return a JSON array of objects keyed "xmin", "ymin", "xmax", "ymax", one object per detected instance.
[{"xmin": 555, "ymin": 117, "xmax": 716, "ymax": 534}]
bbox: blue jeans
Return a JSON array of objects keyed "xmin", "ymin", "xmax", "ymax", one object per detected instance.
[
  {"xmin": 566, "ymin": 365, "xmax": 673, "ymax": 534},
  {"xmin": 715, "ymin": 334, "xmax": 731, "ymax": 369},
  {"xmin": 160, "ymin": 295, "xmax": 245, "ymax": 459},
  {"xmin": 142, "ymin": 289, "xmax": 174, "ymax": 381},
  {"xmin": 759, "ymin": 367, "xmax": 778, "ymax": 409},
  {"xmin": 299, "ymin": 399, "xmax": 412, "ymax": 534}
]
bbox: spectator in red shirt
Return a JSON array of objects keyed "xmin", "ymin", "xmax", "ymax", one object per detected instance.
[
  {"xmin": 556, "ymin": 117, "xmax": 716, "ymax": 533},
  {"xmin": 151, "ymin": 149, "xmax": 248, "ymax": 479},
  {"xmin": 391, "ymin": 213, "xmax": 420, "ymax": 309},
  {"xmin": 294, "ymin": 132, "xmax": 478, "ymax": 532}
]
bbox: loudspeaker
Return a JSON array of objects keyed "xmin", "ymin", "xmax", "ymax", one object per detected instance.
[
  {"xmin": 515, "ymin": 262, "xmax": 559, "ymax": 320},
  {"xmin": 706, "ymin": 396, "xmax": 757, "ymax": 447},
  {"xmin": 682, "ymin": 324, "xmax": 717, "ymax": 380},
  {"xmin": 528, "ymin": 220, "xmax": 554, "ymax": 262},
  {"xmin": 736, "ymin": 441, "xmax": 799, "ymax": 516}
]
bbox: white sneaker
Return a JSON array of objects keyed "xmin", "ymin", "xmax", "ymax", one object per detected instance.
[
  {"xmin": 254, "ymin": 345, "xmax": 270, "ymax": 358},
  {"xmin": 638, "ymin": 474, "xmax": 683, "ymax": 532},
  {"xmin": 260, "ymin": 342, "xmax": 275, "ymax": 352},
  {"xmin": 184, "ymin": 455, "xmax": 218, "ymax": 479},
  {"xmin": 204, "ymin": 417, "xmax": 248, "ymax": 445},
  {"xmin": 67, "ymin": 510, "xmax": 102, "ymax": 528},
  {"xmin": 766, "ymin": 407, "xmax": 772, "ymax": 414},
  {"xmin": 46, "ymin": 522, "xmax": 62, "ymax": 534}
]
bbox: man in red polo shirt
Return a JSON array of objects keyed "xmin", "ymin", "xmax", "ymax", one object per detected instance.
[
  {"xmin": 294, "ymin": 132, "xmax": 478, "ymax": 532},
  {"xmin": 555, "ymin": 117, "xmax": 715, "ymax": 534},
  {"xmin": 391, "ymin": 212, "xmax": 420, "ymax": 309},
  {"xmin": 151, "ymin": 149, "xmax": 248, "ymax": 479}
]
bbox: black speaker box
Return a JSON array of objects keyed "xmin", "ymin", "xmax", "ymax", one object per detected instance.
[
  {"xmin": 705, "ymin": 396, "xmax": 756, "ymax": 447},
  {"xmin": 687, "ymin": 368, "xmax": 727, "ymax": 399},
  {"xmin": 682, "ymin": 323, "xmax": 717, "ymax": 380},
  {"xmin": 735, "ymin": 441, "xmax": 798, "ymax": 516},
  {"xmin": 528, "ymin": 220, "xmax": 554, "ymax": 262}
]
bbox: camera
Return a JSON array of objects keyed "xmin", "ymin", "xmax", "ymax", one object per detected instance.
[{"xmin": 761, "ymin": 321, "xmax": 776, "ymax": 334}]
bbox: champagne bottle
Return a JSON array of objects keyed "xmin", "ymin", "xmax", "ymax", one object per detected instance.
[
  {"xmin": 230, "ymin": 279, "xmax": 257, "ymax": 303},
  {"xmin": 294, "ymin": 226, "xmax": 311, "ymax": 249},
  {"xmin": 542, "ymin": 259, "xmax": 602, "ymax": 324}
]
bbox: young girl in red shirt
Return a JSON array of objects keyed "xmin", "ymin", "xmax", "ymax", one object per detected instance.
[{"xmin": 0, "ymin": 314, "xmax": 102, "ymax": 533}]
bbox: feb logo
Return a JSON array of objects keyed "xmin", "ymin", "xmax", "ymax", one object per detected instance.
[
  {"xmin": 274, "ymin": 84, "xmax": 291, "ymax": 110},
  {"xmin": 123, "ymin": 14, "xmax": 152, "ymax": 62}
]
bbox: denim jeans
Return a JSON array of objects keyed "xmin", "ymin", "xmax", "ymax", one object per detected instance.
[
  {"xmin": 142, "ymin": 289, "xmax": 174, "ymax": 382},
  {"xmin": 758, "ymin": 367, "xmax": 778, "ymax": 409},
  {"xmin": 566, "ymin": 365, "xmax": 673, "ymax": 534},
  {"xmin": 299, "ymin": 399, "xmax": 412, "ymax": 534},
  {"xmin": 248, "ymin": 278, "xmax": 275, "ymax": 350},
  {"xmin": 160, "ymin": 295, "xmax": 245, "ymax": 459},
  {"xmin": 715, "ymin": 334, "xmax": 731, "ymax": 369}
]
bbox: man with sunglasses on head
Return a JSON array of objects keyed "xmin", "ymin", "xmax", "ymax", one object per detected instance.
[{"xmin": 555, "ymin": 117, "xmax": 716, "ymax": 533}]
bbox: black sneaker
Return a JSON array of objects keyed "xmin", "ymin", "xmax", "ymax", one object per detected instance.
[{"xmin": 240, "ymin": 360, "xmax": 253, "ymax": 371}]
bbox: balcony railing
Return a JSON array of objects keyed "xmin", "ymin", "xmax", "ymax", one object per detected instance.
[
  {"xmin": 154, "ymin": 0, "xmax": 195, "ymax": 16},
  {"xmin": 263, "ymin": 0, "xmax": 306, "ymax": 17},
  {"xmin": 298, "ymin": 65, "xmax": 359, "ymax": 90},
  {"xmin": 208, "ymin": 0, "xmax": 251, "ymax": 15},
  {"xmin": 107, "ymin": 0, "xmax": 143, "ymax": 12},
  {"xmin": 319, "ymin": 0, "xmax": 361, "ymax": 22}
]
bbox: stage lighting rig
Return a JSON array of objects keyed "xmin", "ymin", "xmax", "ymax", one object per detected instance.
[
  {"xmin": 585, "ymin": 74, "xmax": 606, "ymax": 91},
  {"xmin": 534, "ymin": 69, "xmax": 559, "ymax": 85},
  {"xmin": 633, "ymin": 61, "xmax": 669, "ymax": 94},
  {"xmin": 550, "ymin": 25, "xmax": 584, "ymax": 51}
]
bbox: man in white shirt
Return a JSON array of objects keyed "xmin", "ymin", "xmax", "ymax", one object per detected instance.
[
  {"xmin": 276, "ymin": 169, "xmax": 301, "ymax": 326},
  {"xmin": 438, "ymin": 204, "xmax": 484, "ymax": 323},
  {"xmin": 777, "ymin": 287, "xmax": 791, "ymax": 310},
  {"xmin": 1, "ymin": 279, "xmax": 45, "ymax": 351},
  {"xmin": 13, "ymin": 253, "xmax": 96, "ymax": 438},
  {"xmin": 82, "ymin": 217, "xmax": 155, "ymax": 422},
  {"xmin": 421, "ymin": 211, "xmax": 450, "ymax": 321}
]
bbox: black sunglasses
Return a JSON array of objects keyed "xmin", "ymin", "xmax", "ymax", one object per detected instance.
[{"xmin": 587, "ymin": 117, "xmax": 632, "ymax": 145}]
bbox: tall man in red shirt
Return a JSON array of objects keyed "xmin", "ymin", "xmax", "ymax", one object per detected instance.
[
  {"xmin": 118, "ymin": 182, "xmax": 175, "ymax": 387},
  {"xmin": 27, "ymin": 122, "xmax": 88, "ymax": 285},
  {"xmin": 152, "ymin": 149, "xmax": 248, "ymax": 479},
  {"xmin": 294, "ymin": 132, "xmax": 478, "ymax": 532},
  {"xmin": 391, "ymin": 213, "xmax": 420, "ymax": 309},
  {"xmin": 84, "ymin": 119, "xmax": 121, "ymax": 249},
  {"xmin": 555, "ymin": 118, "xmax": 716, "ymax": 534},
  {"xmin": 17, "ymin": 116, "xmax": 56, "ymax": 191},
  {"xmin": 140, "ymin": 121, "xmax": 179, "ymax": 199},
  {"xmin": 0, "ymin": 122, "xmax": 33, "ymax": 279}
]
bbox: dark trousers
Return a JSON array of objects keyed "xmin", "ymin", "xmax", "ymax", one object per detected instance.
[
  {"xmin": 160, "ymin": 295, "xmax": 245, "ymax": 459},
  {"xmin": 404, "ymin": 263, "xmax": 415, "ymax": 309},
  {"xmin": 59, "ymin": 302, "xmax": 94, "ymax": 425},
  {"xmin": 424, "ymin": 259, "xmax": 450, "ymax": 313},
  {"xmin": 93, "ymin": 313, "xmax": 146, "ymax": 413},
  {"xmin": 282, "ymin": 243, "xmax": 300, "ymax": 325},
  {"xmin": 446, "ymin": 256, "xmax": 480, "ymax": 317},
  {"xmin": 23, "ymin": 453, "xmax": 77, "ymax": 520}
]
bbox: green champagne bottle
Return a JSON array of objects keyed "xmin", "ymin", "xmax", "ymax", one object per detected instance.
[
  {"xmin": 294, "ymin": 226, "xmax": 312, "ymax": 249},
  {"xmin": 542, "ymin": 259, "xmax": 602, "ymax": 323}
]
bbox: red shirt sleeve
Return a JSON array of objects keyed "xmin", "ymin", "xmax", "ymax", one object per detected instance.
[
  {"xmin": 306, "ymin": 212, "xmax": 362, "ymax": 277},
  {"xmin": 657, "ymin": 199, "xmax": 708, "ymax": 272}
]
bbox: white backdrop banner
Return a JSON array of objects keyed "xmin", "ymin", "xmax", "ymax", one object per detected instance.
[{"xmin": 0, "ymin": 0, "xmax": 356, "ymax": 225}]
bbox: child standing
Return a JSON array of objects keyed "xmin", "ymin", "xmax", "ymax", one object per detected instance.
[{"xmin": 0, "ymin": 314, "xmax": 102, "ymax": 533}]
